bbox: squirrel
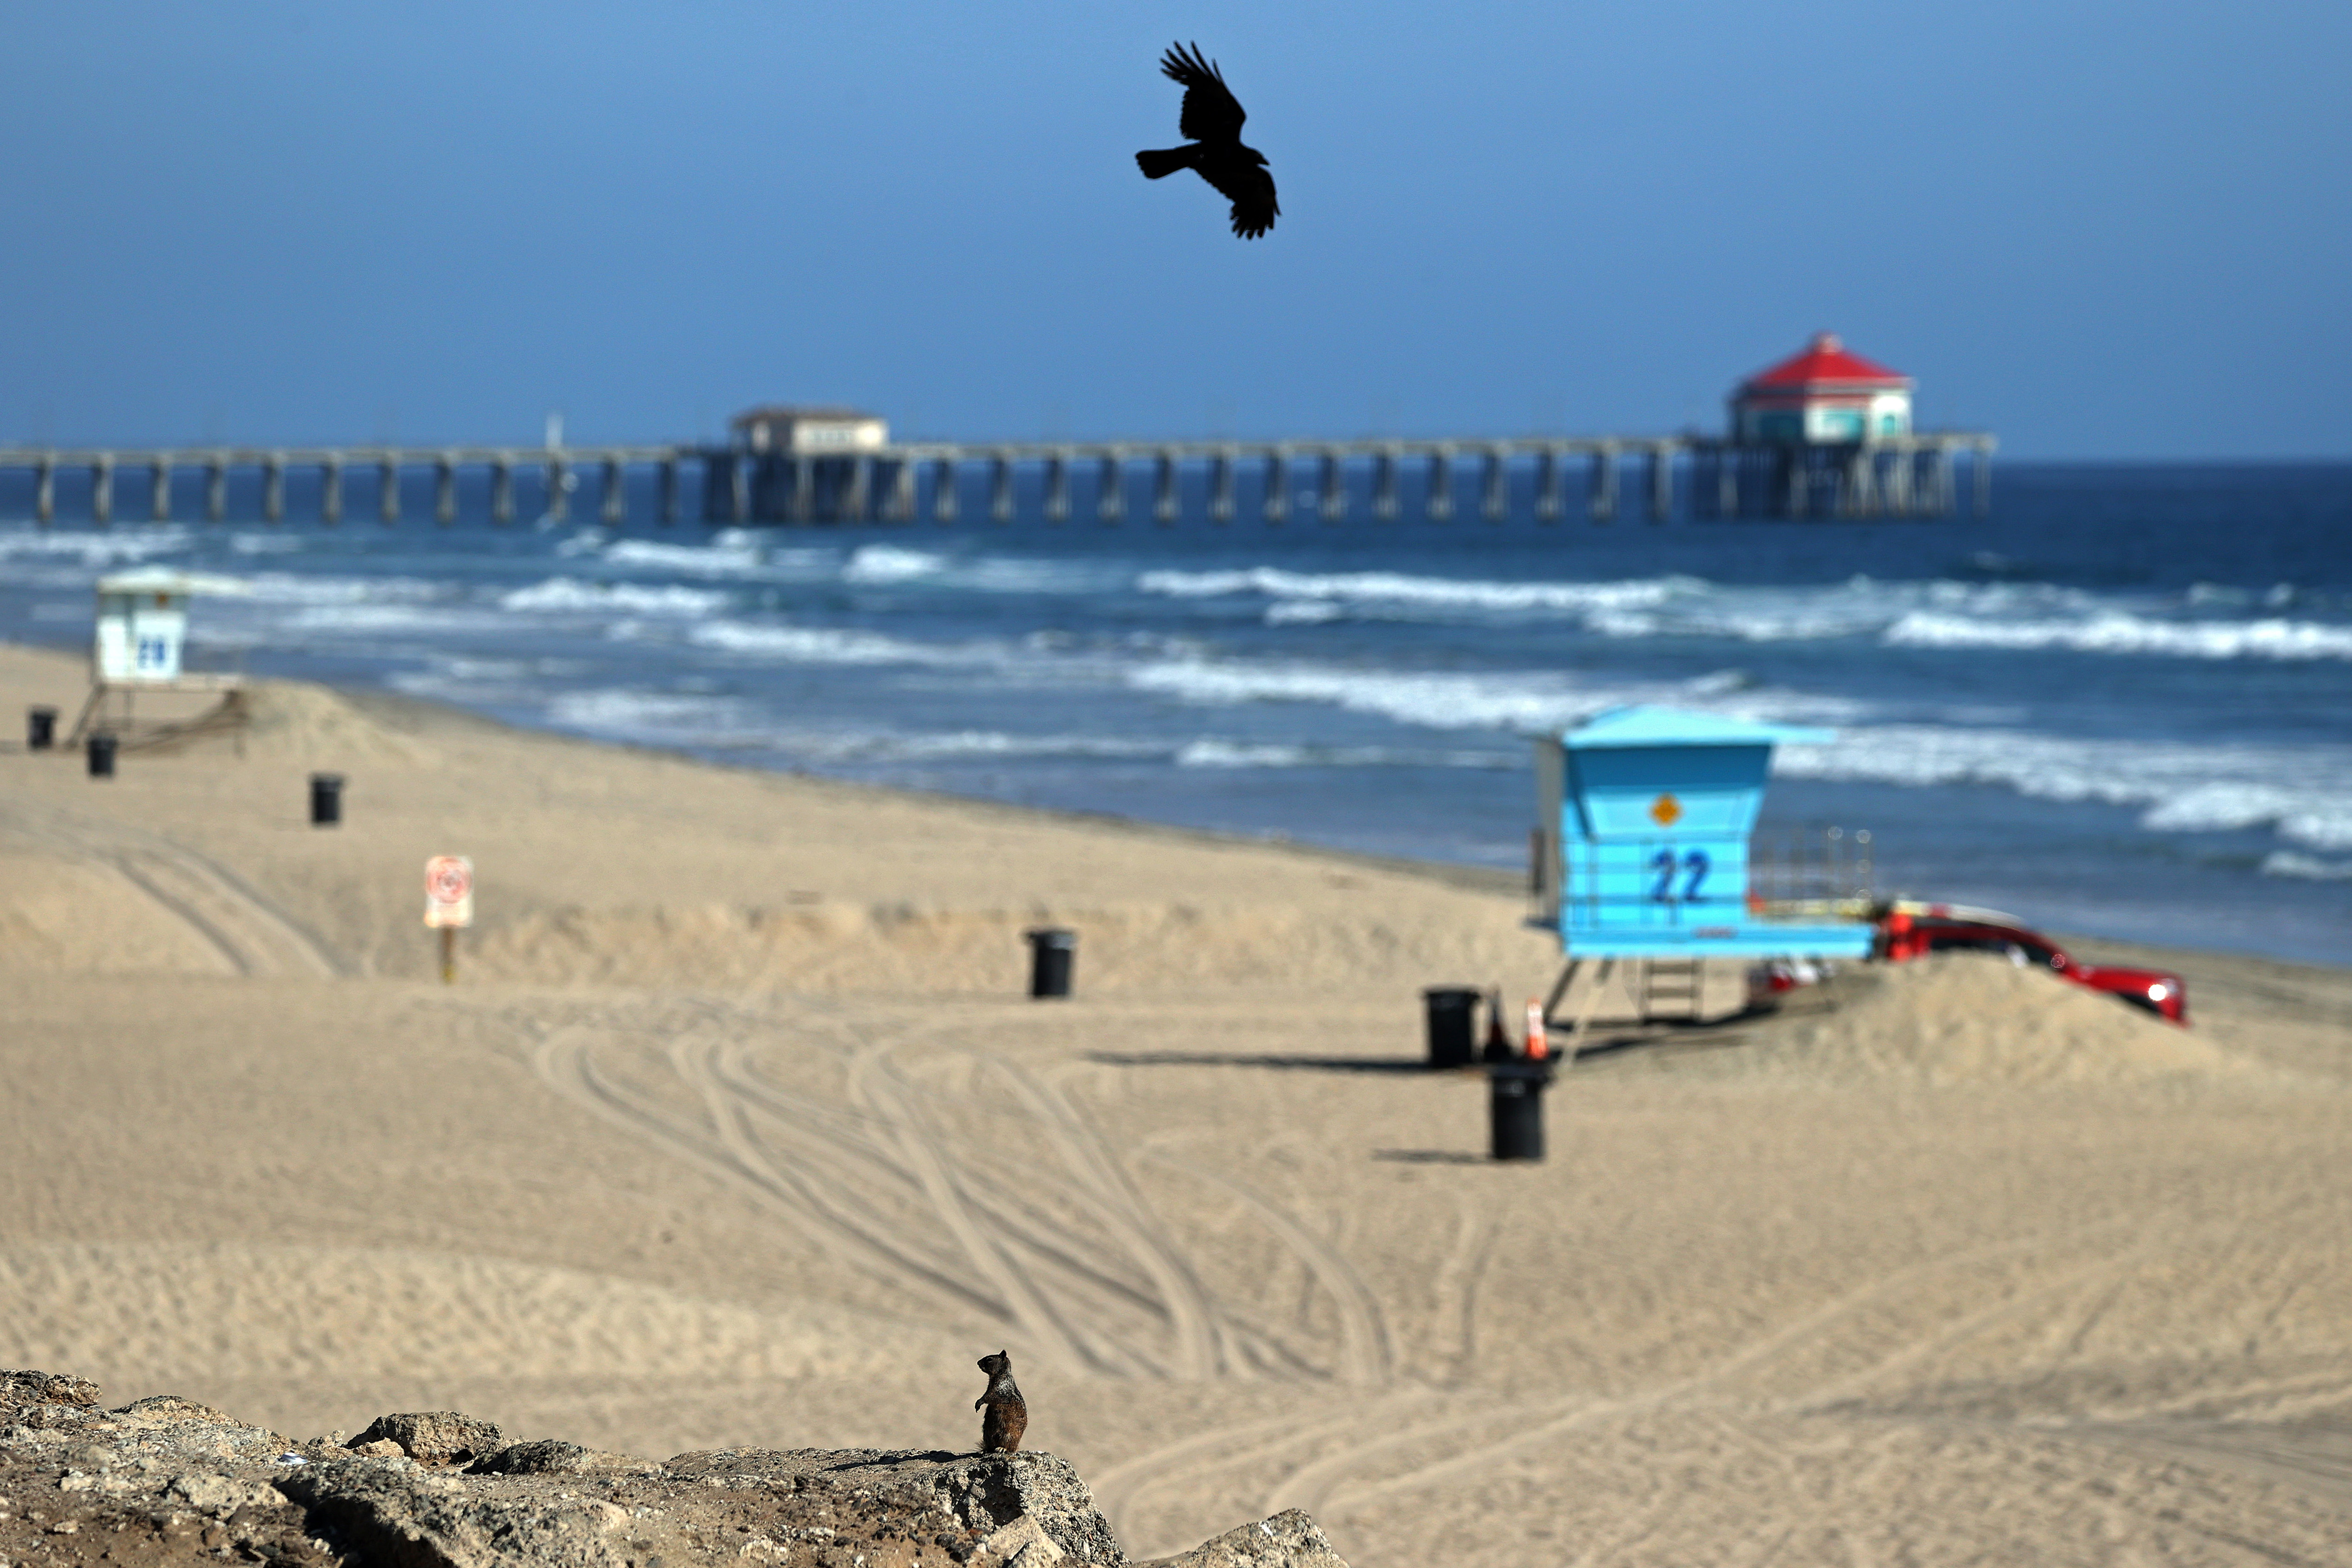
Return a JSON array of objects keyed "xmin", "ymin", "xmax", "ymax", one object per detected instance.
[{"xmin": 975, "ymin": 1350, "xmax": 1027, "ymax": 1454}]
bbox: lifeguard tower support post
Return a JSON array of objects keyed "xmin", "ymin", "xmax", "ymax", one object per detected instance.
[
  {"xmin": 68, "ymin": 568, "xmax": 250, "ymax": 746},
  {"xmin": 1532, "ymin": 706, "xmax": 1873, "ymax": 1045}
]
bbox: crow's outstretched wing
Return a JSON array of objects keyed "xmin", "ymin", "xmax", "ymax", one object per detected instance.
[
  {"xmin": 1160, "ymin": 41, "xmax": 1245, "ymax": 145},
  {"xmin": 1197, "ymin": 160, "xmax": 1279, "ymax": 239}
]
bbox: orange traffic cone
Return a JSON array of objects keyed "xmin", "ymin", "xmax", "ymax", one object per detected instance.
[{"xmin": 1524, "ymin": 999, "xmax": 1549, "ymax": 1061}]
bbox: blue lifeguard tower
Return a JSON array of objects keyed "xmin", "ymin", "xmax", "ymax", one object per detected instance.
[{"xmin": 1532, "ymin": 706, "xmax": 1874, "ymax": 1044}]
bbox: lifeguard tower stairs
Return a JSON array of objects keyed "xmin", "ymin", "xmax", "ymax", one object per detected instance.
[{"xmin": 1531, "ymin": 707, "xmax": 1875, "ymax": 1050}]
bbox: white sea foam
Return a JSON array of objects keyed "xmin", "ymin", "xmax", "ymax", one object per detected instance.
[
  {"xmin": 770, "ymin": 729, "xmax": 1163, "ymax": 764},
  {"xmin": 601, "ymin": 537, "xmax": 769, "ymax": 576},
  {"xmin": 686, "ymin": 619, "xmax": 974, "ymax": 667},
  {"xmin": 1174, "ymin": 737, "xmax": 1514, "ymax": 769},
  {"xmin": 2262, "ymin": 852, "xmax": 2352, "ymax": 881},
  {"xmin": 1128, "ymin": 654, "xmax": 1863, "ymax": 736},
  {"xmin": 1777, "ymin": 728, "xmax": 2352, "ymax": 853},
  {"xmin": 1137, "ymin": 561, "xmax": 2352, "ymax": 664},
  {"xmin": 1885, "ymin": 609, "xmax": 2352, "ymax": 661},
  {"xmin": 840, "ymin": 544, "xmax": 946, "ymax": 584},
  {"xmin": 498, "ymin": 577, "xmax": 727, "ymax": 615},
  {"xmin": 237, "ymin": 573, "xmax": 445, "ymax": 605},
  {"xmin": 546, "ymin": 689, "xmax": 750, "ymax": 736},
  {"xmin": 1130, "ymin": 647, "xmax": 2352, "ymax": 853},
  {"xmin": 0, "ymin": 526, "xmax": 191, "ymax": 570},
  {"xmin": 1138, "ymin": 566, "xmax": 1693, "ymax": 613}
]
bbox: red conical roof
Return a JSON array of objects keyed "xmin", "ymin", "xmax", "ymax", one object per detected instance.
[{"xmin": 1741, "ymin": 332, "xmax": 1911, "ymax": 391}]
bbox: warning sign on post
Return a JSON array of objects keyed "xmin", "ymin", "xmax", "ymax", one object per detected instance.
[{"xmin": 424, "ymin": 855, "xmax": 473, "ymax": 928}]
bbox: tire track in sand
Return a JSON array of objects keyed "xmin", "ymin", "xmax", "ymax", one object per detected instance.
[{"xmin": 3, "ymin": 805, "xmax": 344, "ymax": 978}]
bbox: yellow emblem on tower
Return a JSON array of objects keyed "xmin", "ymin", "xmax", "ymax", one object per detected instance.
[{"xmin": 1649, "ymin": 792, "xmax": 1682, "ymax": 826}]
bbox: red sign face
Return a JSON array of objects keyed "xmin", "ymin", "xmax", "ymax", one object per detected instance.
[{"xmin": 424, "ymin": 855, "xmax": 474, "ymax": 927}]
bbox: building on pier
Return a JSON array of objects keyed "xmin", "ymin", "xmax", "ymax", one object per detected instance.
[
  {"xmin": 716, "ymin": 406, "xmax": 890, "ymax": 523},
  {"xmin": 1732, "ymin": 333, "xmax": 1914, "ymax": 445}
]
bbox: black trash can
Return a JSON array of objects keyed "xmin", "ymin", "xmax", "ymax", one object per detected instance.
[
  {"xmin": 27, "ymin": 706, "xmax": 57, "ymax": 750},
  {"xmin": 1489, "ymin": 1060, "xmax": 1553, "ymax": 1161},
  {"xmin": 310, "ymin": 772, "xmax": 345, "ymax": 827},
  {"xmin": 86, "ymin": 731, "xmax": 117, "ymax": 779},
  {"xmin": 1422, "ymin": 987, "xmax": 1481, "ymax": 1069},
  {"xmin": 1025, "ymin": 927, "xmax": 1075, "ymax": 999}
]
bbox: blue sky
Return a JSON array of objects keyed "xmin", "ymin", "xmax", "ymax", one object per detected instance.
[{"xmin": 2, "ymin": 1, "xmax": 2346, "ymax": 458}]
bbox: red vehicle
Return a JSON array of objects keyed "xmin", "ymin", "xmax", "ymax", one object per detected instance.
[{"xmin": 1874, "ymin": 902, "xmax": 2189, "ymax": 1024}]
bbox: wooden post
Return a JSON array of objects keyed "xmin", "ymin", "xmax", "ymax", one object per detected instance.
[
  {"xmin": 321, "ymin": 458, "xmax": 342, "ymax": 524},
  {"xmin": 659, "ymin": 458, "xmax": 679, "ymax": 525},
  {"xmin": 1209, "ymin": 451, "xmax": 1235, "ymax": 523},
  {"xmin": 263, "ymin": 458, "xmax": 284, "ymax": 523},
  {"xmin": 1263, "ymin": 451, "xmax": 1289, "ymax": 523},
  {"xmin": 1095, "ymin": 452, "xmax": 1124, "ymax": 523},
  {"xmin": 1318, "ymin": 450, "xmax": 1345, "ymax": 523},
  {"xmin": 1648, "ymin": 443, "xmax": 1674, "ymax": 523},
  {"xmin": 932, "ymin": 457, "xmax": 959, "ymax": 523},
  {"xmin": 491, "ymin": 460, "xmax": 515, "ymax": 524},
  {"xmin": 601, "ymin": 458, "xmax": 626, "ymax": 525},
  {"xmin": 1481, "ymin": 447, "xmax": 1507, "ymax": 522},
  {"xmin": 1373, "ymin": 449, "xmax": 1399, "ymax": 520},
  {"xmin": 35, "ymin": 457, "xmax": 54, "ymax": 524},
  {"xmin": 1153, "ymin": 451, "xmax": 1178, "ymax": 524},
  {"xmin": 1426, "ymin": 449, "xmax": 1454, "ymax": 521},
  {"xmin": 1044, "ymin": 454, "xmax": 1069, "ymax": 523},
  {"xmin": 439, "ymin": 925, "xmax": 456, "ymax": 985},
  {"xmin": 150, "ymin": 459, "xmax": 171, "ymax": 522},
  {"xmin": 990, "ymin": 454, "xmax": 1014, "ymax": 523},
  {"xmin": 379, "ymin": 458, "xmax": 401, "ymax": 523},
  {"xmin": 1534, "ymin": 448, "xmax": 1563, "ymax": 522},
  {"xmin": 1588, "ymin": 446, "xmax": 1616, "ymax": 523},
  {"xmin": 206, "ymin": 460, "xmax": 227, "ymax": 523},
  {"xmin": 435, "ymin": 457, "xmax": 458, "ymax": 525}
]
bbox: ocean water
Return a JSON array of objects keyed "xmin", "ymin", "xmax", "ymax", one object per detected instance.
[{"xmin": 3, "ymin": 461, "xmax": 2348, "ymax": 966}]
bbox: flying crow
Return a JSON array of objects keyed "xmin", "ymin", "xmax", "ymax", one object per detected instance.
[{"xmin": 1135, "ymin": 41, "xmax": 1278, "ymax": 239}]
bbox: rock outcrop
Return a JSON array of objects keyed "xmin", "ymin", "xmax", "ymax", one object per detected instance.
[
  {"xmin": 1131, "ymin": 1510, "xmax": 1348, "ymax": 1568},
  {"xmin": 0, "ymin": 1370, "xmax": 1350, "ymax": 1568}
]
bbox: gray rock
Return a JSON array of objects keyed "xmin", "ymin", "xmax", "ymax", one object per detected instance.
[
  {"xmin": 1132, "ymin": 1510, "xmax": 1351, "ymax": 1568},
  {"xmin": 278, "ymin": 1454, "xmax": 624, "ymax": 1568},
  {"xmin": 664, "ymin": 1446, "xmax": 1125, "ymax": 1564},
  {"xmin": 167, "ymin": 1472, "xmax": 283, "ymax": 1516},
  {"xmin": 351, "ymin": 1411, "xmax": 506, "ymax": 1468},
  {"xmin": 975, "ymin": 1512, "xmax": 1068, "ymax": 1566},
  {"xmin": 0, "ymin": 1368, "xmax": 103, "ymax": 1413},
  {"xmin": 469, "ymin": 1439, "xmax": 654, "ymax": 1476}
]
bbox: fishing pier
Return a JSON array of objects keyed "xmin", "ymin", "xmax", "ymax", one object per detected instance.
[
  {"xmin": 0, "ymin": 429, "xmax": 1993, "ymax": 531},
  {"xmin": 0, "ymin": 338, "xmax": 1994, "ymax": 530}
]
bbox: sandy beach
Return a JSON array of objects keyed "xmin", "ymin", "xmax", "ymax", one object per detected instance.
[{"xmin": 4, "ymin": 638, "xmax": 2350, "ymax": 1566}]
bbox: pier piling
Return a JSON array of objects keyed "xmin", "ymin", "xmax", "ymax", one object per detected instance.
[{"xmin": 1427, "ymin": 449, "xmax": 1453, "ymax": 522}]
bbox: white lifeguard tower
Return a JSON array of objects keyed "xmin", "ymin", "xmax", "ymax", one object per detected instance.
[{"xmin": 67, "ymin": 568, "xmax": 252, "ymax": 746}]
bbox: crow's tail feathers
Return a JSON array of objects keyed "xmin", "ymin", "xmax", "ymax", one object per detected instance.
[{"xmin": 1135, "ymin": 146, "xmax": 1195, "ymax": 180}]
